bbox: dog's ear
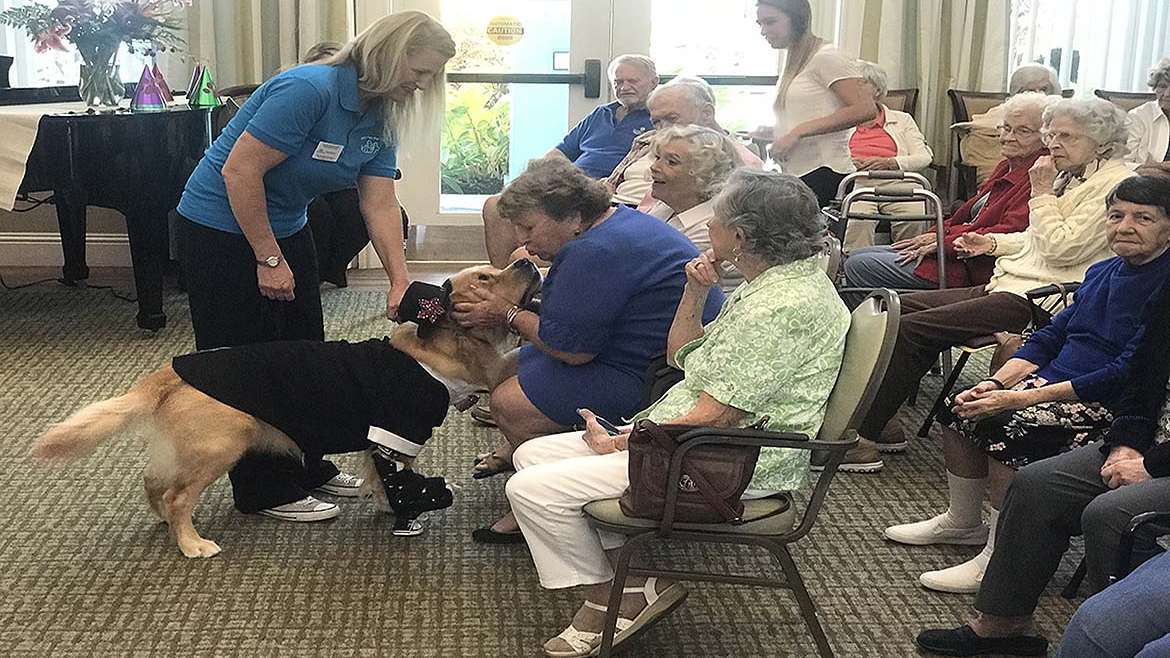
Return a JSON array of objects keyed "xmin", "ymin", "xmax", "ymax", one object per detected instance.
[{"xmin": 399, "ymin": 281, "xmax": 451, "ymax": 339}]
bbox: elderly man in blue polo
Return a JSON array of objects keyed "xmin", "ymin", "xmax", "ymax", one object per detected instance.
[{"xmin": 481, "ymin": 54, "xmax": 658, "ymax": 268}]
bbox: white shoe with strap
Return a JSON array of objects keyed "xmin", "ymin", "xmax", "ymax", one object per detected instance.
[{"xmin": 542, "ymin": 577, "xmax": 688, "ymax": 657}]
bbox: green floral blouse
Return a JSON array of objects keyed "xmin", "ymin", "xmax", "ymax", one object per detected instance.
[{"xmin": 635, "ymin": 257, "xmax": 850, "ymax": 491}]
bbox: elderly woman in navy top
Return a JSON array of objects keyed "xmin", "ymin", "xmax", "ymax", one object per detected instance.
[
  {"xmin": 174, "ymin": 12, "xmax": 456, "ymax": 523},
  {"xmin": 451, "ymin": 157, "xmax": 723, "ymax": 541}
]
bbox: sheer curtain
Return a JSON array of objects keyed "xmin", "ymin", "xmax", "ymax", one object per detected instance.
[
  {"xmin": 1010, "ymin": 0, "xmax": 1170, "ymax": 94},
  {"xmin": 186, "ymin": 0, "xmax": 353, "ymax": 89}
]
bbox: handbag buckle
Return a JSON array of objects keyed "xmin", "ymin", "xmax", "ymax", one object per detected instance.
[{"xmin": 678, "ymin": 474, "xmax": 699, "ymax": 493}]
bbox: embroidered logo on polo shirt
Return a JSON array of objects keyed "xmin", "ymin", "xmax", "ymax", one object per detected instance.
[{"xmin": 361, "ymin": 136, "xmax": 383, "ymax": 155}]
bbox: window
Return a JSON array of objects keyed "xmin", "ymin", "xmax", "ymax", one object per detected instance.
[{"xmin": 1010, "ymin": 0, "xmax": 1170, "ymax": 94}]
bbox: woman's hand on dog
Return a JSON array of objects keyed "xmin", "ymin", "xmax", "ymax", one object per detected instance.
[
  {"xmin": 386, "ymin": 278, "xmax": 409, "ymax": 321},
  {"xmin": 451, "ymin": 285, "xmax": 512, "ymax": 328}
]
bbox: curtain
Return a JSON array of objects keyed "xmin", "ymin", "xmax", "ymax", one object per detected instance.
[
  {"xmin": 185, "ymin": 0, "xmax": 353, "ymax": 89},
  {"xmin": 836, "ymin": 0, "xmax": 1011, "ymax": 153}
]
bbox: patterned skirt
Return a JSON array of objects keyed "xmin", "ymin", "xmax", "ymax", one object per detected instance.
[{"xmin": 942, "ymin": 375, "xmax": 1114, "ymax": 469}]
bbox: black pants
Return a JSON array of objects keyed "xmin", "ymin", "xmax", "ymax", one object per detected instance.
[
  {"xmin": 176, "ymin": 215, "xmax": 339, "ymax": 512},
  {"xmin": 307, "ymin": 189, "xmax": 411, "ymax": 288},
  {"xmin": 800, "ymin": 167, "xmax": 848, "ymax": 208}
]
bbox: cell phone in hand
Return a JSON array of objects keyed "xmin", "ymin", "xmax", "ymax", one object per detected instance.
[{"xmin": 576, "ymin": 409, "xmax": 620, "ymax": 435}]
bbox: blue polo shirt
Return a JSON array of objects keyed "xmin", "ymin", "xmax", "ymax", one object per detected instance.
[
  {"xmin": 555, "ymin": 101, "xmax": 652, "ymax": 178},
  {"xmin": 177, "ymin": 63, "xmax": 398, "ymax": 238}
]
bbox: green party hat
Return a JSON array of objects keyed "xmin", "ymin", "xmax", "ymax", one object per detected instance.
[{"xmin": 189, "ymin": 65, "xmax": 222, "ymax": 108}]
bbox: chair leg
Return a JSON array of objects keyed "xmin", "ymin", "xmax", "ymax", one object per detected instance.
[
  {"xmin": 598, "ymin": 544, "xmax": 636, "ymax": 657},
  {"xmin": 1062, "ymin": 558, "xmax": 1087, "ymax": 599},
  {"xmin": 917, "ymin": 351, "xmax": 970, "ymax": 438},
  {"xmin": 773, "ymin": 545, "xmax": 835, "ymax": 658}
]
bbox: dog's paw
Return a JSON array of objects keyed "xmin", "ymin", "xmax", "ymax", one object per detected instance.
[{"xmin": 179, "ymin": 538, "xmax": 223, "ymax": 558}]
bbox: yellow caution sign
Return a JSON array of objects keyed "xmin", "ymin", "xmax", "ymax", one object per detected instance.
[{"xmin": 486, "ymin": 15, "xmax": 524, "ymax": 46}]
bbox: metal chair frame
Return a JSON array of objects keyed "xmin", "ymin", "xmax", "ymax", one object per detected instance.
[{"xmin": 586, "ymin": 291, "xmax": 901, "ymax": 658}]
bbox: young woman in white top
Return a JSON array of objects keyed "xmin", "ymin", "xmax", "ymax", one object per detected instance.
[{"xmin": 756, "ymin": 0, "xmax": 876, "ymax": 206}]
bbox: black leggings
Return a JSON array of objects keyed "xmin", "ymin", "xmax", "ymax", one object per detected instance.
[
  {"xmin": 800, "ymin": 167, "xmax": 848, "ymax": 208},
  {"xmin": 176, "ymin": 216, "xmax": 338, "ymax": 512}
]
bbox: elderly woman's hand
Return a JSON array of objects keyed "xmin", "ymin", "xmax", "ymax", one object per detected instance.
[
  {"xmin": 684, "ymin": 249, "xmax": 723, "ymax": 291},
  {"xmin": 450, "ymin": 285, "xmax": 512, "ymax": 329},
  {"xmin": 769, "ymin": 131, "xmax": 801, "ymax": 161},
  {"xmin": 954, "ymin": 233, "xmax": 995, "ymax": 259},
  {"xmin": 894, "ymin": 243, "xmax": 935, "ymax": 265},
  {"xmin": 1101, "ymin": 458, "xmax": 1152, "ymax": 489},
  {"xmin": 1028, "ymin": 155, "xmax": 1059, "ymax": 196},
  {"xmin": 578, "ymin": 408, "xmax": 625, "ymax": 454},
  {"xmin": 854, "ymin": 156, "xmax": 899, "ymax": 171},
  {"xmin": 891, "ymin": 232, "xmax": 936, "ymax": 252},
  {"xmin": 951, "ymin": 388, "xmax": 1033, "ymax": 420}
]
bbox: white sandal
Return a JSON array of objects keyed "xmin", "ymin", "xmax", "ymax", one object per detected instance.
[{"xmin": 543, "ymin": 578, "xmax": 685, "ymax": 657}]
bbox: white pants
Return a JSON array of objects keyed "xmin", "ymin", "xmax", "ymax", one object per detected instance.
[{"xmin": 506, "ymin": 430, "xmax": 631, "ymax": 590}]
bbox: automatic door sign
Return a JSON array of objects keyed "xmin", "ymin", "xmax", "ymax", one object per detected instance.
[{"xmin": 486, "ymin": 16, "xmax": 524, "ymax": 46}]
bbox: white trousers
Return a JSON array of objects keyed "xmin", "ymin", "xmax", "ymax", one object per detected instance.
[{"xmin": 506, "ymin": 430, "xmax": 631, "ymax": 590}]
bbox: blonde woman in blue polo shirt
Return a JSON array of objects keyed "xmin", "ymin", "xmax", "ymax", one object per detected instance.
[{"xmin": 174, "ymin": 12, "xmax": 455, "ymax": 523}]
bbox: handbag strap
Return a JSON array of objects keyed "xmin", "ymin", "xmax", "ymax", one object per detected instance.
[{"xmin": 683, "ymin": 464, "xmax": 741, "ymax": 522}]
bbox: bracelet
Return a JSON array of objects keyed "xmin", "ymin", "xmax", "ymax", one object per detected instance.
[
  {"xmin": 505, "ymin": 305, "xmax": 522, "ymax": 333},
  {"xmin": 980, "ymin": 377, "xmax": 1006, "ymax": 390},
  {"xmin": 987, "ymin": 235, "xmax": 997, "ymax": 255}
]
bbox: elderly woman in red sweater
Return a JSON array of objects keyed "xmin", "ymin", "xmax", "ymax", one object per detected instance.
[{"xmin": 843, "ymin": 93, "xmax": 1057, "ymax": 291}]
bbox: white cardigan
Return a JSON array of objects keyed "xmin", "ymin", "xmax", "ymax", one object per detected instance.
[
  {"xmin": 985, "ymin": 159, "xmax": 1134, "ymax": 297},
  {"xmin": 1127, "ymin": 100, "xmax": 1170, "ymax": 165},
  {"xmin": 847, "ymin": 106, "xmax": 934, "ymax": 172}
]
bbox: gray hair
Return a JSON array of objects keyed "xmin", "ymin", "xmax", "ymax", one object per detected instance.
[
  {"xmin": 1042, "ymin": 98, "xmax": 1131, "ymax": 159},
  {"xmin": 1148, "ymin": 58, "xmax": 1170, "ymax": 89},
  {"xmin": 607, "ymin": 54, "xmax": 657, "ymax": 80},
  {"xmin": 1009, "ymin": 63, "xmax": 1061, "ymax": 95},
  {"xmin": 649, "ymin": 75, "xmax": 715, "ymax": 107},
  {"xmin": 650, "ymin": 125, "xmax": 742, "ymax": 202},
  {"xmin": 711, "ymin": 169, "xmax": 824, "ymax": 266},
  {"xmin": 1000, "ymin": 91, "xmax": 1061, "ymax": 123},
  {"xmin": 859, "ymin": 60, "xmax": 888, "ymax": 98}
]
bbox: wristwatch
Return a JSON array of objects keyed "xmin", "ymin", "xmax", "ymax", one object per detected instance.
[{"xmin": 256, "ymin": 255, "xmax": 281, "ymax": 268}]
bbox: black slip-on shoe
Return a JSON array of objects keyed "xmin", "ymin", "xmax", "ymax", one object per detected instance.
[{"xmin": 916, "ymin": 625, "xmax": 1048, "ymax": 656}]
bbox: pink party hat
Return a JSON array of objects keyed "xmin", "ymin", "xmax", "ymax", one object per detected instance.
[
  {"xmin": 152, "ymin": 62, "xmax": 173, "ymax": 102},
  {"xmin": 131, "ymin": 64, "xmax": 167, "ymax": 112}
]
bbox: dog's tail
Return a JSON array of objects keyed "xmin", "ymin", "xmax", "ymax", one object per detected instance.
[{"xmin": 31, "ymin": 367, "xmax": 179, "ymax": 461}]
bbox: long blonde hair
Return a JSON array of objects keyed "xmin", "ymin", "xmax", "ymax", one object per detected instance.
[
  {"xmin": 328, "ymin": 11, "xmax": 456, "ymax": 147},
  {"xmin": 759, "ymin": 0, "xmax": 825, "ymax": 110}
]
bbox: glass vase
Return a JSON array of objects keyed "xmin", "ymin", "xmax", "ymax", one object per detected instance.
[{"xmin": 77, "ymin": 42, "xmax": 123, "ymax": 109}]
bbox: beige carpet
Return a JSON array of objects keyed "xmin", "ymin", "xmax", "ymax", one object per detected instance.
[{"xmin": 0, "ymin": 284, "xmax": 1084, "ymax": 657}]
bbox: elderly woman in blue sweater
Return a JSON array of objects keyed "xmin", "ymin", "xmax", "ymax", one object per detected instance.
[{"xmin": 882, "ymin": 175, "xmax": 1170, "ymax": 596}]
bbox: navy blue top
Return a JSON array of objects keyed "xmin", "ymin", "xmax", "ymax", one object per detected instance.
[
  {"xmin": 1014, "ymin": 248, "xmax": 1170, "ymax": 403},
  {"xmin": 556, "ymin": 101, "xmax": 652, "ymax": 178},
  {"xmin": 177, "ymin": 63, "xmax": 399, "ymax": 238}
]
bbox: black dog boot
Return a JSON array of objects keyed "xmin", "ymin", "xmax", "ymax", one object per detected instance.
[{"xmin": 372, "ymin": 451, "xmax": 454, "ymax": 536}]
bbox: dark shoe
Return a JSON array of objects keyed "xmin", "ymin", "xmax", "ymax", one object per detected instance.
[
  {"xmin": 811, "ymin": 438, "xmax": 884, "ymax": 473},
  {"xmin": 372, "ymin": 454, "xmax": 453, "ymax": 521},
  {"xmin": 472, "ymin": 526, "xmax": 525, "ymax": 544},
  {"xmin": 916, "ymin": 625, "xmax": 1048, "ymax": 656}
]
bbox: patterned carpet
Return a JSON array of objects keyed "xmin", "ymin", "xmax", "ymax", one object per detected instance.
[{"xmin": 0, "ymin": 284, "xmax": 1085, "ymax": 657}]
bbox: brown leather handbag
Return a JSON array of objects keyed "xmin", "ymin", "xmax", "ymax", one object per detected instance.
[{"xmin": 619, "ymin": 418, "xmax": 760, "ymax": 524}]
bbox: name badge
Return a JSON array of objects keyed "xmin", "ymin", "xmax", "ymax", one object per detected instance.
[{"xmin": 312, "ymin": 141, "xmax": 344, "ymax": 162}]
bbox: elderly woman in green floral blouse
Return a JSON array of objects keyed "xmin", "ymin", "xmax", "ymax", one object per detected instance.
[{"xmin": 504, "ymin": 168, "xmax": 851, "ymax": 658}]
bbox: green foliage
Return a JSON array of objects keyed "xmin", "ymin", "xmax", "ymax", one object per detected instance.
[{"xmin": 441, "ymin": 84, "xmax": 511, "ymax": 195}]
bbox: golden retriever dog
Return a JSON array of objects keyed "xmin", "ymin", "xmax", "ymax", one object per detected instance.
[{"xmin": 30, "ymin": 260, "xmax": 540, "ymax": 558}]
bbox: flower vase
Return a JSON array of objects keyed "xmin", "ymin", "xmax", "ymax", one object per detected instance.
[{"xmin": 78, "ymin": 43, "xmax": 123, "ymax": 109}]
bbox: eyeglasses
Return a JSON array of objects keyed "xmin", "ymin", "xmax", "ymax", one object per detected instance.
[
  {"xmin": 996, "ymin": 125, "xmax": 1039, "ymax": 137},
  {"xmin": 1041, "ymin": 130, "xmax": 1088, "ymax": 146}
]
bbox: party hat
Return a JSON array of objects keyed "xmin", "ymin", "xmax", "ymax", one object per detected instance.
[
  {"xmin": 152, "ymin": 62, "xmax": 173, "ymax": 103},
  {"xmin": 188, "ymin": 65, "xmax": 222, "ymax": 108},
  {"xmin": 186, "ymin": 63, "xmax": 204, "ymax": 100},
  {"xmin": 130, "ymin": 64, "xmax": 167, "ymax": 112}
]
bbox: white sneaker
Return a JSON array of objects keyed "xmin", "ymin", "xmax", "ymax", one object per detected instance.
[
  {"xmin": 314, "ymin": 471, "xmax": 364, "ymax": 498},
  {"xmin": 256, "ymin": 496, "xmax": 340, "ymax": 522},
  {"xmin": 920, "ymin": 549, "xmax": 991, "ymax": 594},
  {"xmin": 884, "ymin": 512, "xmax": 989, "ymax": 546}
]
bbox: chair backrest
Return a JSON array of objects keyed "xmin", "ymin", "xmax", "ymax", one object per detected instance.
[
  {"xmin": 817, "ymin": 289, "xmax": 900, "ymax": 442},
  {"xmin": 885, "ymin": 88, "xmax": 919, "ymax": 119},
  {"xmin": 1094, "ymin": 89, "xmax": 1155, "ymax": 112},
  {"xmin": 947, "ymin": 89, "xmax": 1008, "ymax": 124}
]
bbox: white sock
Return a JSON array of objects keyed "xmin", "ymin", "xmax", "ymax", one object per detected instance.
[
  {"xmin": 983, "ymin": 508, "xmax": 1000, "ymax": 557},
  {"xmin": 944, "ymin": 471, "xmax": 987, "ymax": 528}
]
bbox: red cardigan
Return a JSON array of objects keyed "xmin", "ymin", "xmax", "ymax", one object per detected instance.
[{"xmin": 914, "ymin": 151, "xmax": 1043, "ymax": 287}]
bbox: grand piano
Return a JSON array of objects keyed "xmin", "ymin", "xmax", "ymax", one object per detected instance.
[{"xmin": 4, "ymin": 84, "xmax": 211, "ymax": 330}]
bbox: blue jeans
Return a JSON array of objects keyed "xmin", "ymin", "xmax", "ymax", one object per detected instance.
[
  {"xmin": 843, "ymin": 245, "xmax": 936, "ymax": 293},
  {"xmin": 1057, "ymin": 550, "xmax": 1170, "ymax": 657}
]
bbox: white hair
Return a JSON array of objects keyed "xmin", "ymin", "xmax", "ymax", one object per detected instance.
[
  {"xmin": 1000, "ymin": 91, "xmax": 1061, "ymax": 123},
  {"xmin": 1148, "ymin": 58, "xmax": 1170, "ymax": 89},
  {"xmin": 858, "ymin": 60, "xmax": 888, "ymax": 98},
  {"xmin": 607, "ymin": 54, "xmax": 657, "ymax": 80},
  {"xmin": 648, "ymin": 75, "xmax": 715, "ymax": 108},
  {"xmin": 1009, "ymin": 63, "xmax": 1060, "ymax": 95},
  {"xmin": 1042, "ymin": 98, "xmax": 1131, "ymax": 159}
]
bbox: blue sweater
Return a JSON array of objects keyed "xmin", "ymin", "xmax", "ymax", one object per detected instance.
[{"xmin": 1014, "ymin": 249, "xmax": 1170, "ymax": 403}]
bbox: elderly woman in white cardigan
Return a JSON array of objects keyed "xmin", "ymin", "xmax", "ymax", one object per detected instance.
[
  {"xmin": 845, "ymin": 98, "xmax": 1136, "ymax": 471},
  {"xmin": 843, "ymin": 60, "xmax": 935, "ymax": 249},
  {"xmin": 1127, "ymin": 57, "xmax": 1170, "ymax": 174}
]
